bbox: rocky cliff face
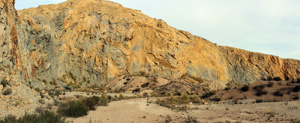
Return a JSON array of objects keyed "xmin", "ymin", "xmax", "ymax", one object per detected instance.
[{"xmin": 2, "ymin": 0, "xmax": 300, "ymax": 89}]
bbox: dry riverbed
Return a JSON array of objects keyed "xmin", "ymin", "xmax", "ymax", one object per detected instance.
[{"xmin": 67, "ymin": 98, "xmax": 300, "ymax": 123}]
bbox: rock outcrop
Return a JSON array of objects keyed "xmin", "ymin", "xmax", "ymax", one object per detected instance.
[{"xmin": 1, "ymin": 0, "xmax": 300, "ymax": 89}]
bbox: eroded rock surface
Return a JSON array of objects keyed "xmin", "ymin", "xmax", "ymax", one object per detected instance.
[{"xmin": 1, "ymin": 0, "xmax": 300, "ymax": 90}]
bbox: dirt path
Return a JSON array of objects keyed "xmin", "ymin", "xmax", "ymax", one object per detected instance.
[{"xmin": 67, "ymin": 98, "xmax": 300, "ymax": 123}]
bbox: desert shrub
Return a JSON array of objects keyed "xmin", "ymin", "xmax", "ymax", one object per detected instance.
[
  {"xmin": 47, "ymin": 103, "xmax": 53, "ymax": 110},
  {"xmin": 35, "ymin": 87, "xmax": 41, "ymax": 92},
  {"xmin": 273, "ymin": 77, "xmax": 282, "ymax": 81},
  {"xmin": 253, "ymin": 84, "xmax": 265, "ymax": 90},
  {"xmin": 185, "ymin": 116, "xmax": 199, "ymax": 123},
  {"xmin": 38, "ymin": 99, "xmax": 45, "ymax": 104},
  {"xmin": 293, "ymin": 85, "xmax": 300, "ymax": 92},
  {"xmin": 165, "ymin": 115, "xmax": 172, "ymax": 123},
  {"xmin": 119, "ymin": 93, "xmax": 124, "ymax": 99},
  {"xmin": 293, "ymin": 95, "xmax": 299, "ymax": 100},
  {"xmin": 82, "ymin": 96, "xmax": 100, "ymax": 110},
  {"xmin": 58, "ymin": 100, "xmax": 88, "ymax": 117},
  {"xmin": 0, "ymin": 111, "xmax": 65, "ymax": 123},
  {"xmin": 256, "ymin": 89, "xmax": 268, "ymax": 96},
  {"xmin": 273, "ymin": 89, "xmax": 284, "ymax": 96},
  {"xmin": 267, "ymin": 76, "xmax": 273, "ymax": 81},
  {"xmin": 210, "ymin": 97, "xmax": 221, "ymax": 102},
  {"xmin": 181, "ymin": 93, "xmax": 189, "ymax": 102},
  {"xmin": 98, "ymin": 95, "xmax": 109, "ymax": 106},
  {"xmin": 191, "ymin": 95, "xmax": 201, "ymax": 104},
  {"xmin": 201, "ymin": 91, "xmax": 216, "ymax": 98},
  {"xmin": 3, "ymin": 88, "xmax": 12, "ymax": 95},
  {"xmin": 240, "ymin": 85, "xmax": 249, "ymax": 92},
  {"xmin": 69, "ymin": 72, "xmax": 76, "ymax": 81},
  {"xmin": 64, "ymin": 85, "xmax": 72, "ymax": 91},
  {"xmin": 224, "ymin": 87, "xmax": 231, "ymax": 90},
  {"xmin": 0, "ymin": 115, "xmax": 17, "ymax": 123},
  {"xmin": 141, "ymin": 83, "xmax": 150, "ymax": 88},
  {"xmin": 42, "ymin": 79, "xmax": 47, "ymax": 85},
  {"xmin": 19, "ymin": 110, "xmax": 65, "ymax": 123},
  {"xmin": 254, "ymin": 85, "xmax": 267, "ymax": 96},
  {"xmin": 35, "ymin": 106, "xmax": 45, "ymax": 114},
  {"xmin": 256, "ymin": 99, "xmax": 263, "ymax": 103},
  {"xmin": 285, "ymin": 77, "xmax": 290, "ymax": 81},
  {"xmin": 266, "ymin": 82, "xmax": 274, "ymax": 87},
  {"xmin": 1, "ymin": 80, "xmax": 9, "ymax": 87}
]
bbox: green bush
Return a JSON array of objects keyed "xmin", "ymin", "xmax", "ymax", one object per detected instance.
[
  {"xmin": 0, "ymin": 111, "xmax": 65, "ymax": 123},
  {"xmin": 1, "ymin": 80, "xmax": 8, "ymax": 87},
  {"xmin": 3, "ymin": 88, "xmax": 12, "ymax": 95},
  {"xmin": 240, "ymin": 85, "xmax": 249, "ymax": 92},
  {"xmin": 58, "ymin": 100, "xmax": 88, "ymax": 117}
]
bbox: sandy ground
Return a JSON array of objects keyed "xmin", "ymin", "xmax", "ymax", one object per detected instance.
[{"xmin": 67, "ymin": 98, "xmax": 300, "ymax": 123}]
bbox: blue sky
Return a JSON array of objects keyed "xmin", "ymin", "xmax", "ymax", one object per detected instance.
[{"xmin": 16, "ymin": 0, "xmax": 300, "ymax": 60}]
